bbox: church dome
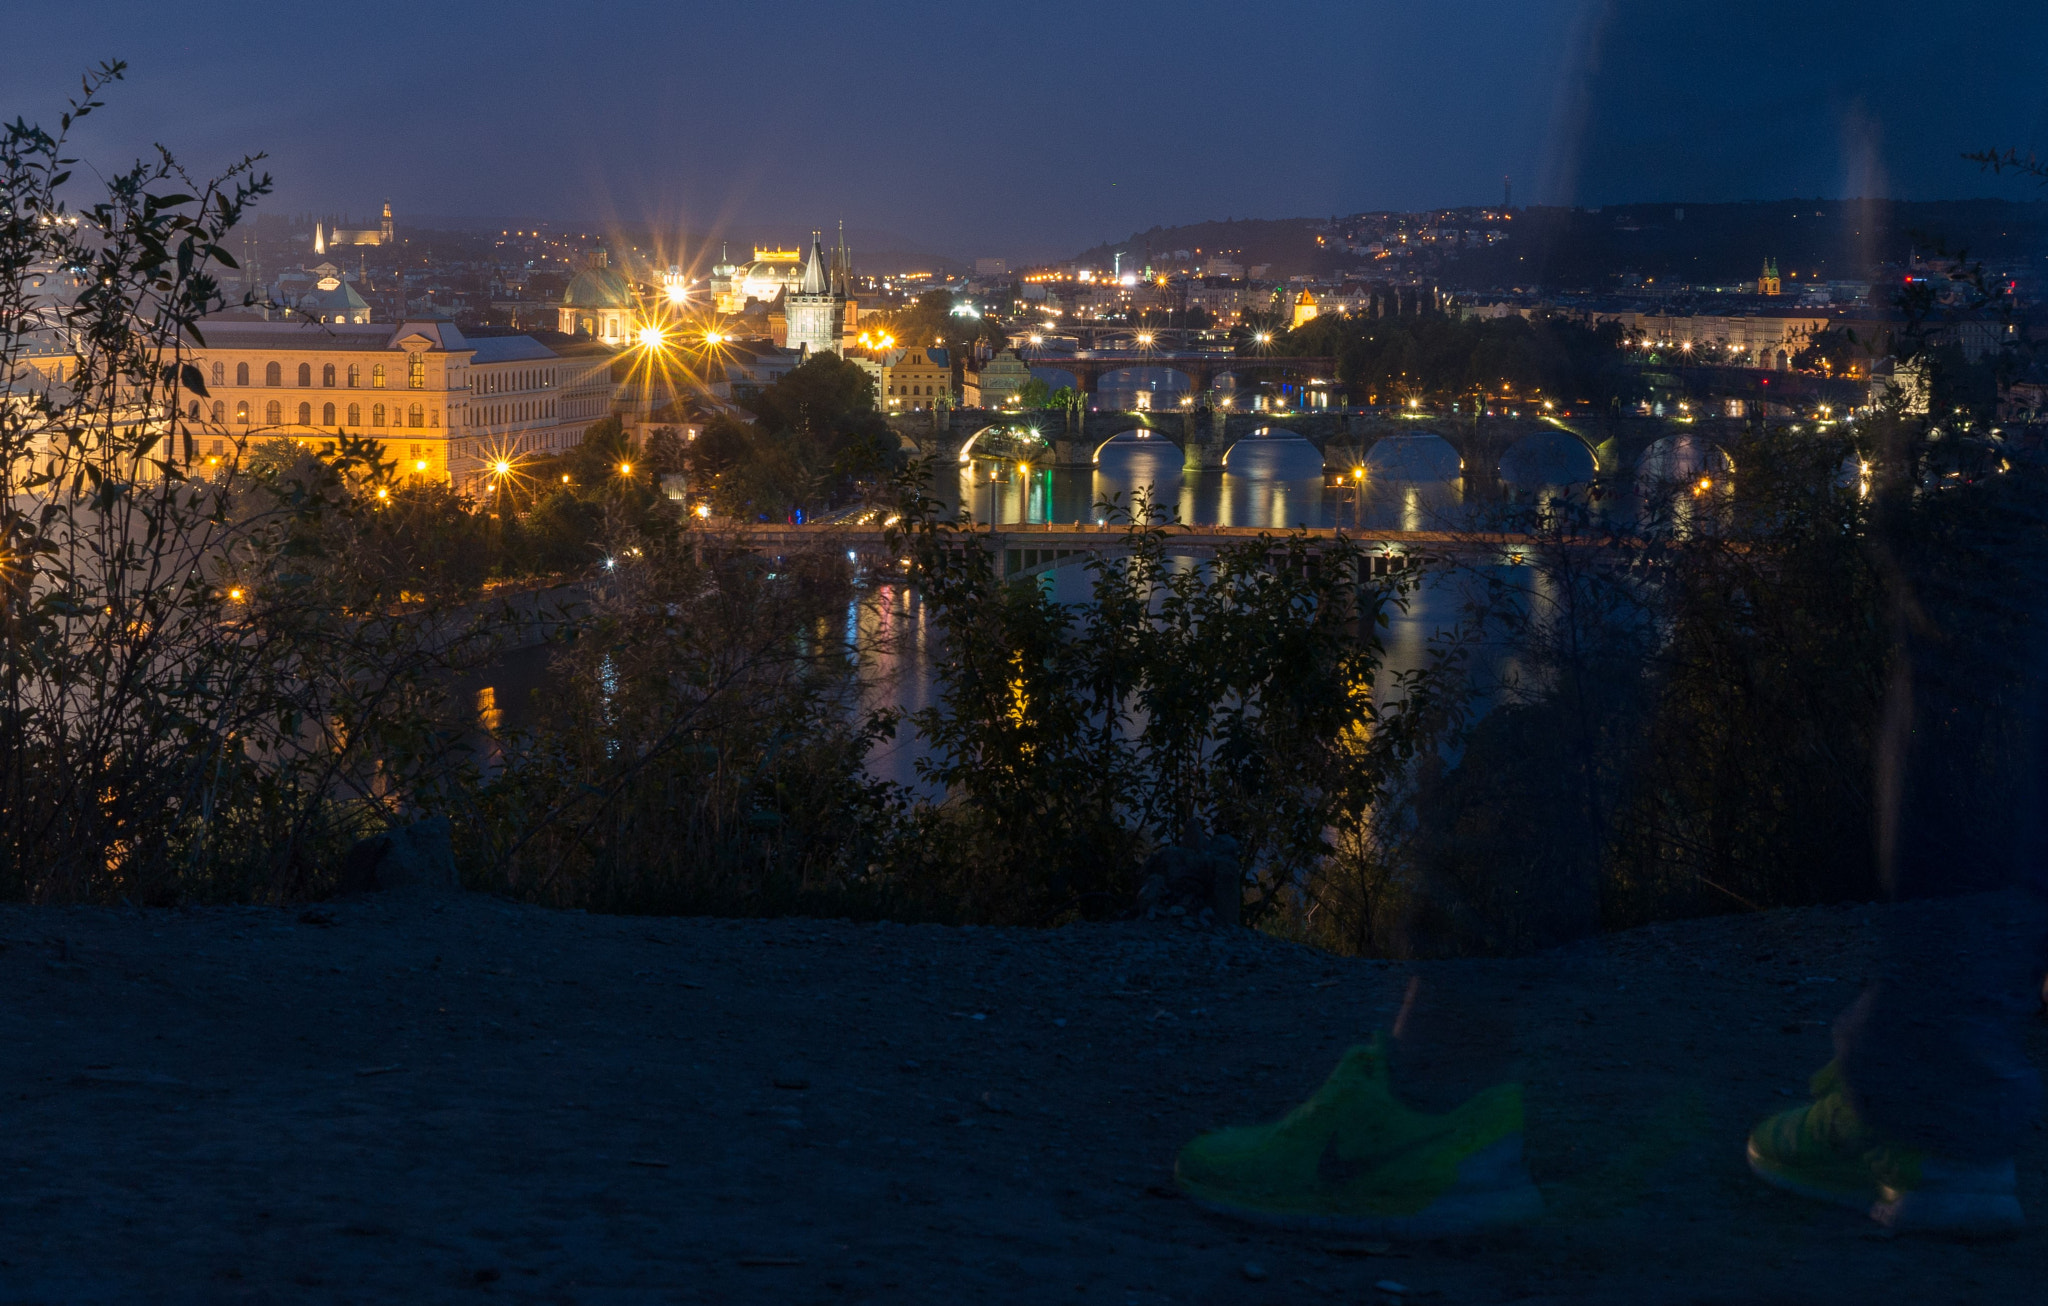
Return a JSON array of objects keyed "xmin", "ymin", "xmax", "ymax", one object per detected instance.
[
  {"xmin": 561, "ymin": 267, "xmax": 634, "ymax": 309},
  {"xmin": 301, "ymin": 276, "xmax": 370, "ymax": 323}
]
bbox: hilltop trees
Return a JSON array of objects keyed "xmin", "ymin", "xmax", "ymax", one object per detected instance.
[{"xmin": 1282, "ymin": 310, "xmax": 1642, "ymax": 410}]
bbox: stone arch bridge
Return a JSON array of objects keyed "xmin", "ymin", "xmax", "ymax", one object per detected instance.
[{"xmin": 886, "ymin": 407, "xmax": 1740, "ymax": 476}]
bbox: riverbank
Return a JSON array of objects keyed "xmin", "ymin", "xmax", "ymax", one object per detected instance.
[{"xmin": 2, "ymin": 896, "xmax": 2040, "ymax": 1303}]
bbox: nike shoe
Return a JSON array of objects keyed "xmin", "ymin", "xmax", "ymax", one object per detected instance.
[
  {"xmin": 1747, "ymin": 1060, "xmax": 2023, "ymax": 1236},
  {"xmin": 1173, "ymin": 1036, "xmax": 1542, "ymax": 1237}
]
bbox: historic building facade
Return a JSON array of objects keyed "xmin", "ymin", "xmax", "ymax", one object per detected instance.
[
  {"xmin": 784, "ymin": 232, "xmax": 852, "ymax": 359},
  {"xmin": 879, "ymin": 346, "xmax": 951, "ymax": 410},
  {"xmin": 964, "ymin": 349, "xmax": 1031, "ymax": 407},
  {"xmin": 556, "ymin": 251, "xmax": 636, "ymax": 344}
]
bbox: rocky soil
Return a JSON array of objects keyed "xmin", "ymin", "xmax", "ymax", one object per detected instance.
[{"xmin": 1, "ymin": 895, "xmax": 2042, "ymax": 1304}]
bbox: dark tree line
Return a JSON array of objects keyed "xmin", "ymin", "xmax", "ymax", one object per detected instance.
[{"xmin": 1281, "ymin": 310, "xmax": 1645, "ymax": 409}]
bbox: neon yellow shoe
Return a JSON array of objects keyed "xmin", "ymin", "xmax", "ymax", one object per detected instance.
[
  {"xmin": 1747, "ymin": 1061, "xmax": 2023, "ymax": 1235},
  {"xmin": 1173, "ymin": 1036, "xmax": 1542, "ymax": 1237}
]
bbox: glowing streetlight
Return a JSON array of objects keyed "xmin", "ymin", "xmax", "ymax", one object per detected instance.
[
  {"xmin": 637, "ymin": 325, "xmax": 666, "ymax": 349},
  {"xmin": 618, "ymin": 461, "xmax": 633, "ymax": 476},
  {"xmin": 694, "ymin": 502, "xmax": 711, "ymax": 519},
  {"xmin": 493, "ymin": 460, "xmax": 513, "ymax": 477}
]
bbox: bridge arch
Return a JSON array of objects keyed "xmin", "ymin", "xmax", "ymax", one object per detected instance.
[
  {"xmin": 1091, "ymin": 426, "xmax": 1184, "ymax": 464},
  {"xmin": 1363, "ymin": 431, "xmax": 1462, "ymax": 481},
  {"xmin": 1220, "ymin": 425, "xmax": 1322, "ymax": 470},
  {"xmin": 958, "ymin": 423, "xmax": 1054, "ymax": 464},
  {"xmin": 1636, "ymin": 433, "xmax": 1734, "ymax": 485},
  {"xmin": 1497, "ymin": 428, "xmax": 1598, "ymax": 490}
]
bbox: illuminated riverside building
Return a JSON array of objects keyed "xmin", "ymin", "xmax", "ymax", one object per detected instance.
[
  {"xmin": 176, "ymin": 319, "xmax": 624, "ymax": 490},
  {"xmin": 182, "ymin": 320, "xmax": 477, "ymax": 478}
]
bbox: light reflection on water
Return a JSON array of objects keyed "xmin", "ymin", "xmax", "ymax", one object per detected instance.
[
  {"xmin": 948, "ymin": 435, "xmax": 1471, "ymax": 534},
  {"xmin": 860, "ymin": 439, "xmax": 1482, "ymax": 791}
]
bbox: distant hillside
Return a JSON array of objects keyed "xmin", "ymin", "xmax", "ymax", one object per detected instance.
[
  {"xmin": 1452, "ymin": 199, "xmax": 2048, "ymax": 289},
  {"xmin": 1070, "ymin": 218, "xmax": 1346, "ymax": 279},
  {"xmin": 1070, "ymin": 200, "xmax": 2048, "ymax": 290}
]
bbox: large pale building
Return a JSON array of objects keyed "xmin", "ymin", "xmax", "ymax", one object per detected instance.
[{"xmin": 179, "ymin": 319, "xmax": 625, "ymax": 491}]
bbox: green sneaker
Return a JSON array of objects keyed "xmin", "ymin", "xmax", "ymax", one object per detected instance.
[
  {"xmin": 1173, "ymin": 1036, "xmax": 1542, "ymax": 1237},
  {"xmin": 1747, "ymin": 1061, "xmax": 2023, "ymax": 1236}
]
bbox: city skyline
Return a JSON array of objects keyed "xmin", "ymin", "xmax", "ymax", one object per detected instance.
[{"xmin": 11, "ymin": 0, "xmax": 2048, "ymax": 260}]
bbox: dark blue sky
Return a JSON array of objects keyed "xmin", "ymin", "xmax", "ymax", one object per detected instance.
[{"xmin": 9, "ymin": 1, "xmax": 2047, "ymax": 259}]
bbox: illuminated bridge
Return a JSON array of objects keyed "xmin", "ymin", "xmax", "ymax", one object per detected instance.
[{"xmin": 717, "ymin": 522, "xmax": 1543, "ymax": 581}]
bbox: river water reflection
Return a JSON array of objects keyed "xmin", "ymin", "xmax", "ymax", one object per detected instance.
[{"xmin": 860, "ymin": 434, "xmax": 1492, "ymax": 792}]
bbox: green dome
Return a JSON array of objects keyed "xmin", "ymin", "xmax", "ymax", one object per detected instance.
[{"xmin": 562, "ymin": 267, "xmax": 633, "ymax": 309}]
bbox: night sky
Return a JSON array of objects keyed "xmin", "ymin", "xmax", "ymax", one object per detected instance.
[{"xmin": 9, "ymin": 1, "xmax": 2048, "ymax": 259}]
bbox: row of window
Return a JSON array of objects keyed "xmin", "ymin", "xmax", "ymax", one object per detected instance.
[
  {"xmin": 201, "ymin": 438, "xmax": 438, "ymax": 465},
  {"xmin": 185, "ymin": 399, "xmax": 440, "ymax": 428},
  {"xmin": 208, "ymin": 358, "xmax": 427, "ymax": 390},
  {"xmin": 471, "ymin": 400, "xmax": 556, "ymax": 428},
  {"xmin": 889, "ymin": 382, "xmax": 945, "ymax": 396},
  {"xmin": 450, "ymin": 430, "xmax": 566, "ymax": 460},
  {"xmin": 479, "ymin": 367, "xmax": 555, "ymax": 393}
]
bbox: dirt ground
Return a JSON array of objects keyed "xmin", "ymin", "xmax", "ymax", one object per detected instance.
[{"xmin": 2, "ymin": 894, "xmax": 2042, "ymax": 1305}]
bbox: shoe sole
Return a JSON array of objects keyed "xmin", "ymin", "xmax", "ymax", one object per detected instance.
[
  {"xmin": 1745, "ymin": 1140, "xmax": 1875, "ymax": 1212},
  {"xmin": 1180, "ymin": 1136, "xmax": 1544, "ymax": 1239},
  {"xmin": 1749, "ymin": 1142, "xmax": 2025, "ymax": 1237}
]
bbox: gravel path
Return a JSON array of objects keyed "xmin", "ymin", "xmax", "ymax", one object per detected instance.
[{"xmin": 2, "ymin": 895, "xmax": 2041, "ymax": 1303}]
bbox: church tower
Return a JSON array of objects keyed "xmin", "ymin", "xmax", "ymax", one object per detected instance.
[
  {"xmin": 1758, "ymin": 257, "xmax": 1782, "ymax": 296},
  {"xmin": 785, "ymin": 231, "xmax": 848, "ymax": 358},
  {"xmin": 380, "ymin": 200, "xmax": 394, "ymax": 243}
]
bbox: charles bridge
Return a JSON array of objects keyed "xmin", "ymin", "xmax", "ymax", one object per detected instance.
[{"xmin": 884, "ymin": 404, "xmax": 1756, "ymax": 477}]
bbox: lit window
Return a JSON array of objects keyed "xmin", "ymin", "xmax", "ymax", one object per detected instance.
[
  {"xmin": 407, "ymin": 355, "xmax": 425, "ymax": 390},
  {"xmin": 346, "ymin": 403, "xmax": 359, "ymax": 426},
  {"xmin": 372, "ymin": 364, "xmax": 386, "ymax": 389},
  {"xmin": 372, "ymin": 403, "xmax": 385, "ymax": 427},
  {"xmin": 346, "ymin": 364, "xmax": 360, "ymax": 388},
  {"xmin": 236, "ymin": 401, "xmax": 249, "ymax": 424},
  {"xmin": 322, "ymin": 364, "xmax": 336, "ymax": 387},
  {"xmin": 408, "ymin": 403, "xmax": 424, "ymax": 428}
]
